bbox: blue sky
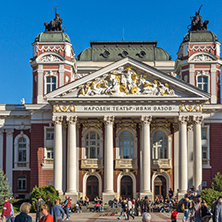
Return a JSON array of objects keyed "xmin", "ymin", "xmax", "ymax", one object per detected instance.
[{"xmin": 1, "ymin": 0, "xmax": 222, "ymax": 104}]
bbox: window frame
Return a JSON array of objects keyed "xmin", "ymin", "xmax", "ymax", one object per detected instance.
[
  {"xmin": 17, "ymin": 175, "xmax": 27, "ymax": 191},
  {"xmin": 44, "ymin": 71, "xmax": 57, "ymax": 95},
  {"xmin": 202, "ymin": 125, "xmax": 211, "ymax": 168},
  {"xmin": 196, "ymin": 71, "xmax": 210, "ymax": 93},
  {"xmin": 119, "ymin": 131, "xmax": 134, "ymax": 159}
]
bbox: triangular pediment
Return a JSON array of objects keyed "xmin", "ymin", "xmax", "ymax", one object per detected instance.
[{"xmin": 46, "ymin": 57, "xmax": 210, "ymax": 102}]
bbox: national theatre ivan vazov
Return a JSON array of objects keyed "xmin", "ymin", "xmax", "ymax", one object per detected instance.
[{"xmin": 1, "ymin": 8, "xmax": 222, "ymax": 203}]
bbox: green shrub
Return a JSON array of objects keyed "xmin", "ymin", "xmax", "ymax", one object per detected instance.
[
  {"xmin": 211, "ymin": 172, "xmax": 222, "ymax": 192},
  {"xmin": 0, "ymin": 169, "xmax": 12, "ymax": 206},
  {"xmin": 201, "ymin": 188, "xmax": 222, "ymax": 208},
  {"xmin": 30, "ymin": 186, "xmax": 59, "ymax": 212}
]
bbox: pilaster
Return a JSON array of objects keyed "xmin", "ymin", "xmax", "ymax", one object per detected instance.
[{"xmin": 0, "ymin": 129, "xmax": 4, "ymax": 170}]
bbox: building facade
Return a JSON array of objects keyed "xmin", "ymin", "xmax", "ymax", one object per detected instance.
[{"xmin": 0, "ymin": 11, "xmax": 222, "ymax": 203}]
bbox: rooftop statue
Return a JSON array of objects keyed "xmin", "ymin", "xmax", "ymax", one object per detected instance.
[
  {"xmin": 188, "ymin": 4, "xmax": 209, "ymax": 31},
  {"xmin": 44, "ymin": 5, "xmax": 64, "ymax": 32}
]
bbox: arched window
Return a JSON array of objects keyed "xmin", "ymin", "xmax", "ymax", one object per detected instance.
[
  {"xmin": 46, "ymin": 76, "xmax": 56, "ymax": 93},
  {"xmin": 197, "ymin": 76, "xmax": 208, "ymax": 92},
  {"xmin": 18, "ymin": 138, "xmax": 27, "ymax": 162},
  {"xmin": 86, "ymin": 132, "xmax": 100, "ymax": 159},
  {"xmin": 119, "ymin": 131, "xmax": 133, "ymax": 159},
  {"xmin": 152, "ymin": 131, "xmax": 167, "ymax": 159}
]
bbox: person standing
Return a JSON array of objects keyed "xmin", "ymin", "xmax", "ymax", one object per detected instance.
[
  {"xmin": 215, "ymin": 198, "xmax": 222, "ymax": 222},
  {"xmin": 183, "ymin": 198, "xmax": 190, "ymax": 222},
  {"xmin": 46, "ymin": 198, "xmax": 53, "ymax": 213},
  {"xmin": 142, "ymin": 196, "xmax": 150, "ymax": 213},
  {"xmin": 171, "ymin": 206, "xmax": 178, "ymax": 222},
  {"xmin": 191, "ymin": 198, "xmax": 202, "ymax": 222},
  {"xmin": 35, "ymin": 197, "xmax": 45, "ymax": 222},
  {"xmin": 10, "ymin": 202, "xmax": 15, "ymax": 222},
  {"xmin": 169, "ymin": 188, "xmax": 174, "ymax": 199},
  {"xmin": 39, "ymin": 204, "xmax": 53, "ymax": 222},
  {"xmin": 14, "ymin": 202, "xmax": 32, "ymax": 222},
  {"xmin": 63, "ymin": 196, "xmax": 71, "ymax": 220},
  {"xmin": 1, "ymin": 196, "xmax": 11, "ymax": 222},
  {"xmin": 51, "ymin": 200, "xmax": 65, "ymax": 222}
]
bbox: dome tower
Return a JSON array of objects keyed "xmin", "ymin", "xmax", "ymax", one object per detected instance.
[
  {"xmin": 175, "ymin": 7, "xmax": 221, "ymax": 104},
  {"xmin": 30, "ymin": 9, "xmax": 76, "ymax": 104}
]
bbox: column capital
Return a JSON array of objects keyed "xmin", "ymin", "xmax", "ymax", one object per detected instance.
[
  {"xmin": 5, "ymin": 129, "xmax": 14, "ymax": 135},
  {"xmin": 104, "ymin": 116, "xmax": 115, "ymax": 125},
  {"xmin": 0, "ymin": 129, "xmax": 4, "ymax": 135},
  {"xmin": 52, "ymin": 116, "xmax": 63, "ymax": 125},
  {"xmin": 67, "ymin": 116, "xmax": 77, "ymax": 125},
  {"xmin": 187, "ymin": 124, "xmax": 194, "ymax": 131},
  {"xmin": 141, "ymin": 116, "xmax": 152, "ymax": 124},
  {"xmin": 178, "ymin": 115, "xmax": 189, "ymax": 124},
  {"xmin": 193, "ymin": 115, "xmax": 203, "ymax": 124}
]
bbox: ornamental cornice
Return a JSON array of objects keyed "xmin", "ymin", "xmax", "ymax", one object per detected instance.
[
  {"xmin": 178, "ymin": 116, "xmax": 189, "ymax": 124},
  {"xmin": 188, "ymin": 45, "xmax": 216, "ymax": 52},
  {"xmin": 52, "ymin": 116, "xmax": 63, "ymax": 124},
  {"xmin": 150, "ymin": 119, "xmax": 171, "ymax": 129},
  {"xmin": 37, "ymin": 45, "xmax": 66, "ymax": 53},
  {"xmin": 104, "ymin": 116, "xmax": 115, "ymax": 125},
  {"xmin": 193, "ymin": 115, "xmax": 203, "ymax": 124},
  {"xmin": 41, "ymin": 54, "xmax": 63, "ymax": 62},
  {"xmin": 115, "ymin": 120, "xmax": 137, "ymax": 134},
  {"xmin": 81, "ymin": 120, "xmax": 103, "ymax": 131},
  {"xmin": 54, "ymin": 104, "xmax": 75, "ymax": 113},
  {"xmin": 66, "ymin": 116, "xmax": 77, "ymax": 125},
  {"xmin": 141, "ymin": 116, "xmax": 152, "ymax": 125},
  {"xmin": 179, "ymin": 104, "xmax": 202, "ymax": 112}
]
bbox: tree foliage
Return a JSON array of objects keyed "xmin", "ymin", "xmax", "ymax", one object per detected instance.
[
  {"xmin": 30, "ymin": 186, "xmax": 59, "ymax": 212},
  {"xmin": 0, "ymin": 169, "xmax": 12, "ymax": 206},
  {"xmin": 201, "ymin": 189, "xmax": 222, "ymax": 208},
  {"xmin": 211, "ymin": 172, "xmax": 222, "ymax": 192}
]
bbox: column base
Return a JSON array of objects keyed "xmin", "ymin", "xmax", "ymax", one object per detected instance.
[
  {"xmin": 139, "ymin": 191, "xmax": 152, "ymax": 200},
  {"xmin": 57, "ymin": 190, "xmax": 63, "ymax": 196},
  {"xmin": 102, "ymin": 192, "xmax": 115, "ymax": 204},
  {"xmin": 64, "ymin": 191, "xmax": 79, "ymax": 203},
  {"xmin": 177, "ymin": 191, "xmax": 186, "ymax": 201}
]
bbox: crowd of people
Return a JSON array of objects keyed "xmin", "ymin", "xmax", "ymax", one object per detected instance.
[{"xmin": 2, "ymin": 190, "xmax": 222, "ymax": 222}]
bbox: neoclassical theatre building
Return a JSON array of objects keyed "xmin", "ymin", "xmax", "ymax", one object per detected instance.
[{"xmin": 1, "ymin": 11, "xmax": 222, "ymax": 202}]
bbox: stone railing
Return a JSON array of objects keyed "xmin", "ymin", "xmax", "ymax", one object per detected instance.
[
  {"xmin": 81, "ymin": 159, "xmax": 103, "ymax": 169},
  {"xmin": 44, "ymin": 159, "xmax": 54, "ymax": 165},
  {"xmin": 14, "ymin": 162, "xmax": 29, "ymax": 168},
  {"xmin": 202, "ymin": 159, "xmax": 210, "ymax": 165},
  {"xmin": 115, "ymin": 159, "xmax": 137, "ymax": 169},
  {"xmin": 152, "ymin": 159, "xmax": 172, "ymax": 169}
]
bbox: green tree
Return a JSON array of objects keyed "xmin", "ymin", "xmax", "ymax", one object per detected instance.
[
  {"xmin": 0, "ymin": 169, "xmax": 12, "ymax": 206},
  {"xmin": 211, "ymin": 172, "xmax": 222, "ymax": 192},
  {"xmin": 30, "ymin": 186, "xmax": 60, "ymax": 212}
]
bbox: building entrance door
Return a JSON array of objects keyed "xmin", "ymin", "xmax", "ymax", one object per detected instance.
[
  {"xmin": 154, "ymin": 175, "xmax": 166, "ymax": 199},
  {"xmin": 121, "ymin": 176, "xmax": 133, "ymax": 199},
  {"xmin": 86, "ymin": 176, "xmax": 99, "ymax": 201}
]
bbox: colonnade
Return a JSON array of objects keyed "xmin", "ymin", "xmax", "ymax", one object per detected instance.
[{"xmin": 52, "ymin": 114, "xmax": 203, "ymax": 201}]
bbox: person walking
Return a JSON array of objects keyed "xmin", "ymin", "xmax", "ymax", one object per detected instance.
[
  {"xmin": 51, "ymin": 199, "xmax": 65, "ymax": 222},
  {"xmin": 183, "ymin": 198, "xmax": 190, "ymax": 222},
  {"xmin": 1, "ymin": 196, "xmax": 11, "ymax": 222},
  {"xmin": 118, "ymin": 198, "xmax": 128, "ymax": 220},
  {"xmin": 14, "ymin": 202, "xmax": 32, "ymax": 222},
  {"xmin": 39, "ymin": 204, "xmax": 53, "ymax": 222},
  {"xmin": 35, "ymin": 197, "xmax": 45, "ymax": 222},
  {"xmin": 191, "ymin": 198, "xmax": 202, "ymax": 222},
  {"xmin": 127, "ymin": 198, "xmax": 135, "ymax": 220},
  {"xmin": 215, "ymin": 198, "xmax": 222, "ymax": 222},
  {"xmin": 10, "ymin": 202, "xmax": 15, "ymax": 222},
  {"xmin": 63, "ymin": 196, "xmax": 71, "ymax": 220}
]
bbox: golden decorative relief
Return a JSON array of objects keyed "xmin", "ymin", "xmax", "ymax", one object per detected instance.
[
  {"xmin": 179, "ymin": 104, "xmax": 202, "ymax": 112},
  {"xmin": 152, "ymin": 169, "xmax": 172, "ymax": 175},
  {"xmin": 54, "ymin": 104, "xmax": 76, "ymax": 112},
  {"xmin": 79, "ymin": 67, "xmax": 175, "ymax": 96}
]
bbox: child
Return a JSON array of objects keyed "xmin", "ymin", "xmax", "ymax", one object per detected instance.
[{"xmin": 171, "ymin": 206, "xmax": 178, "ymax": 222}]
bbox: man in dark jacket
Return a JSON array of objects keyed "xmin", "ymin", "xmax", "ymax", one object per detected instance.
[
  {"xmin": 35, "ymin": 197, "xmax": 45, "ymax": 222},
  {"xmin": 46, "ymin": 198, "xmax": 53, "ymax": 212},
  {"xmin": 142, "ymin": 196, "xmax": 150, "ymax": 213}
]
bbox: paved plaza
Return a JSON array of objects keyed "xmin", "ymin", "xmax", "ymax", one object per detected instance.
[{"xmin": 27, "ymin": 211, "xmax": 187, "ymax": 222}]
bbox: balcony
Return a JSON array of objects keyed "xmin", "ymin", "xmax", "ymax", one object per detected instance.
[
  {"xmin": 44, "ymin": 159, "xmax": 54, "ymax": 165},
  {"xmin": 152, "ymin": 159, "xmax": 172, "ymax": 169},
  {"xmin": 81, "ymin": 159, "xmax": 103, "ymax": 169},
  {"xmin": 115, "ymin": 159, "xmax": 137, "ymax": 169},
  {"xmin": 202, "ymin": 159, "xmax": 210, "ymax": 166},
  {"xmin": 14, "ymin": 162, "xmax": 29, "ymax": 168}
]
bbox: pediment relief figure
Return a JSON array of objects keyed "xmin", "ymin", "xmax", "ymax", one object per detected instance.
[
  {"xmin": 190, "ymin": 54, "xmax": 214, "ymax": 62},
  {"xmin": 41, "ymin": 54, "xmax": 63, "ymax": 62},
  {"xmin": 78, "ymin": 67, "xmax": 175, "ymax": 96}
]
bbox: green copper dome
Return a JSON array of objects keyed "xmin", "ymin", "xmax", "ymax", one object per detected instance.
[
  {"xmin": 34, "ymin": 31, "xmax": 70, "ymax": 43},
  {"xmin": 76, "ymin": 41, "xmax": 171, "ymax": 62},
  {"xmin": 183, "ymin": 31, "xmax": 218, "ymax": 43}
]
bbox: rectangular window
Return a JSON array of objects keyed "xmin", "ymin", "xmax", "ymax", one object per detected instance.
[
  {"xmin": 17, "ymin": 176, "xmax": 27, "ymax": 191},
  {"xmin": 201, "ymin": 128, "xmax": 207, "ymax": 140},
  {"xmin": 46, "ymin": 148, "xmax": 54, "ymax": 159},
  {"xmin": 202, "ymin": 147, "xmax": 207, "ymax": 159},
  {"xmin": 46, "ymin": 129, "xmax": 54, "ymax": 140}
]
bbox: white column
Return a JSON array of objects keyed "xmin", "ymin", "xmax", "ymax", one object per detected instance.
[
  {"xmin": 178, "ymin": 116, "xmax": 189, "ymax": 198},
  {"xmin": 66, "ymin": 116, "xmax": 78, "ymax": 195},
  {"xmin": 53, "ymin": 116, "xmax": 63, "ymax": 195},
  {"xmin": 59, "ymin": 65, "xmax": 64, "ymax": 87},
  {"xmin": 140, "ymin": 116, "xmax": 152, "ymax": 198},
  {"xmin": 5, "ymin": 129, "xmax": 14, "ymax": 192},
  {"xmin": 211, "ymin": 64, "xmax": 217, "ymax": 104},
  {"xmin": 193, "ymin": 116, "xmax": 203, "ymax": 193},
  {"xmin": 62, "ymin": 122, "xmax": 67, "ymax": 193},
  {"xmin": 0, "ymin": 129, "xmax": 4, "ymax": 170},
  {"xmin": 187, "ymin": 125, "xmax": 194, "ymax": 189},
  {"xmin": 37, "ymin": 65, "xmax": 44, "ymax": 103},
  {"xmin": 103, "ymin": 116, "xmax": 115, "ymax": 203},
  {"xmin": 173, "ymin": 123, "xmax": 179, "ymax": 194}
]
